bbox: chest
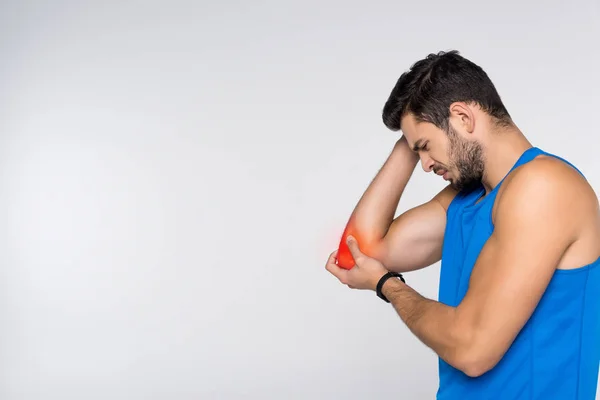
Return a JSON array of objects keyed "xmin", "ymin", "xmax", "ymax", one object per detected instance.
[{"xmin": 438, "ymin": 201, "xmax": 495, "ymax": 306}]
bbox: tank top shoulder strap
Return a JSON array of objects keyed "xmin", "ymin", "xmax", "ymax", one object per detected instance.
[
  {"xmin": 541, "ymin": 150, "xmax": 586, "ymax": 178},
  {"xmin": 491, "ymin": 147, "xmax": 543, "ymax": 192},
  {"xmin": 498, "ymin": 147, "xmax": 586, "ymax": 190},
  {"xmin": 449, "ymin": 147, "xmax": 586, "ymax": 211},
  {"xmin": 511, "ymin": 147, "xmax": 545, "ymax": 169}
]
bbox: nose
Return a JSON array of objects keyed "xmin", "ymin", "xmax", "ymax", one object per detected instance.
[{"xmin": 420, "ymin": 155, "xmax": 435, "ymax": 172}]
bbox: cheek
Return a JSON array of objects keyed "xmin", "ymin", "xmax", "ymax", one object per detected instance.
[
  {"xmin": 431, "ymin": 151, "xmax": 448, "ymax": 167},
  {"xmin": 433, "ymin": 142, "xmax": 449, "ymax": 160}
]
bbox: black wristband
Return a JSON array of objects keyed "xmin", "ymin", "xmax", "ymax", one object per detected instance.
[{"xmin": 376, "ymin": 271, "xmax": 405, "ymax": 303}]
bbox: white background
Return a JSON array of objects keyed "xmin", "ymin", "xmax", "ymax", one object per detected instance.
[{"xmin": 0, "ymin": 0, "xmax": 598, "ymax": 399}]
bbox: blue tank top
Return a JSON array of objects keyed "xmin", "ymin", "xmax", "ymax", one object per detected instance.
[{"xmin": 437, "ymin": 147, "xmax": 600, "ymax": 399}]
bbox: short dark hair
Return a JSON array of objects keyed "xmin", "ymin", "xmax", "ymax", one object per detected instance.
[{"xmin": 382, "ymin": 50, "xmax": 511, "ymax": 132}]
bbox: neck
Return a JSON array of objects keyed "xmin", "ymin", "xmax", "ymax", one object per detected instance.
[{"xmin": 480, "ymin": 125, "xmax": 533, "ymax": 193}]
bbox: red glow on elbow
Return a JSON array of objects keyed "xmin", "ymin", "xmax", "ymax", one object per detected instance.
[
  {"xmin": 336, "ymin": 234, "xmax": 355, "ymax": 269},
  {"xmin": 335, "ymin": 226, "xmax": 373, "ymax": 270}
]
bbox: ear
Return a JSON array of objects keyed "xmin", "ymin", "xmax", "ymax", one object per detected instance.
[{"xmin": 449, "ymin": 102, "xmax": 475, "ymax": 134}]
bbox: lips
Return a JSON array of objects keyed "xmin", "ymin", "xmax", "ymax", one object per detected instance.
[{"xmin": 434, "ymin": 168, "xmax": 450, "ymax": 181}]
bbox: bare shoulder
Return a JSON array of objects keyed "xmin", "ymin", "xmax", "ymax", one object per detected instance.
[
  {"xmin": 432, "ymin": 184, "xmax": 459, "ymax": 211},
  {"xmin": 494, "ymin": 155, "xmax": 599, "ymax": 233}
]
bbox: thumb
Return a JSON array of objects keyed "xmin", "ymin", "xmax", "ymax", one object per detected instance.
[{"xmin": 346, "ymin": 235, "xmax": 363, "ymax": 260}]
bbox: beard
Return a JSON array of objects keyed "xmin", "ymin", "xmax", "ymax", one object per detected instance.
[{"xmin": 446, "ymin": 125, "xmax": 485, "ymax": 192}]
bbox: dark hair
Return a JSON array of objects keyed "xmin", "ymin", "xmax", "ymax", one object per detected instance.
[{"xmin": 382, "ymin": 50, "xmax": 511, "ymax": 132}]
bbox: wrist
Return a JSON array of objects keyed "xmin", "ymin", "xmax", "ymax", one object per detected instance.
[
  {"xmin": 382, "ymin": 275, "xmax": 405, "ymax": 298},
  {"xmin": 393, "ymin": 136, "xmax": 419, "ymax": 163},
  {"xmin": 375, "ymin": 271, "xmax": 406, "ymax": 302}
]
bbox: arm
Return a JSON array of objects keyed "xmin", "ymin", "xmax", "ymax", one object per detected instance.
[
  {"xmin": 374, "ymin": 184, "xmax": 456, "ymax": 272},
  {"xmin": 338, "ymin": 136, "xmax": 457, "ymax": 272},
  {"xmin": 380, "ymin": 160, "xmax": 581, "ymax": 377}
]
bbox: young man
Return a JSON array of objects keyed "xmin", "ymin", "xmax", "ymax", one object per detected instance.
[{"xmin": 325, "ymin": 50, "xmax": 600, "ymax": 399}]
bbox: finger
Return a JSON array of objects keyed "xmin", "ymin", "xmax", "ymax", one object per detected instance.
[
  {"xmin": 326, "ymin": 253, "xmax": 349, "ymax": 284},
  {"xmin": 327, "ymin": 249, "xmax": 338, "ymax": 265},
  {"xmin": 346, "ymin": 235, "xmax": 363, "ymax": 261},
  {"xmin": 324, "ymin": 249, "xmax": 340, "ymax": 271}
]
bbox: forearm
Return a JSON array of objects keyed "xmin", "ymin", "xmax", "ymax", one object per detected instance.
[
  {"xmin": 381, "ymin": 278, "xmax": 473, "ymax": 372},
  {"xmin": 343, "ymin": 137, "xmax": 418, "ymax": 244}
]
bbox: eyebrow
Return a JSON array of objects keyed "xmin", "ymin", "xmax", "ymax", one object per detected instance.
[{"xmin": 412, "ymin": 139, "xmax": 424, "ymax": 152}]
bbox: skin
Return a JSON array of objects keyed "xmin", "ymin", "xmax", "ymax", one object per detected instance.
[{"xmin": 325, "ymin": 102, "xmax": 600, "ymax": 377}]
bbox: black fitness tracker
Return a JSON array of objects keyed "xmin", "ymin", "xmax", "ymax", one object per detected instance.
[{"xmin": 376, "ymin": 271, "xmax": 405, "ymax": 303}]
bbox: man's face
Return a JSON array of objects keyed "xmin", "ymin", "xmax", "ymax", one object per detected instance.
[{"xmin": 401, "ymin": 114, "xmax": 485, "ymax": 192}]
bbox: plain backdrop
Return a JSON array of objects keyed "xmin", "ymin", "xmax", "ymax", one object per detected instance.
[{"xmin": 0, "ymin": 0, "xmax": 598, "ymax": 399}]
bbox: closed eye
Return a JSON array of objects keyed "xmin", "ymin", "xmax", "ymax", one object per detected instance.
[{"xmin": 412, "ymin": 139, "xmax": 429, "ymax": 153}]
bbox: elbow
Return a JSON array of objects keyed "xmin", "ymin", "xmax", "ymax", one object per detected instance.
[
  {"xmin": 451, "ymin": 331, "xmax": 503, "ymax": 378},
  {"xmin": 455, "ymin": 354, "xmax": 495, "ymax": 378}
]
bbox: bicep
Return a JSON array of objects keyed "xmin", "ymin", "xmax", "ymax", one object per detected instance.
[{"xmin": 374, "ymin": 185, "xmax": 456, "ymax": 273}]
